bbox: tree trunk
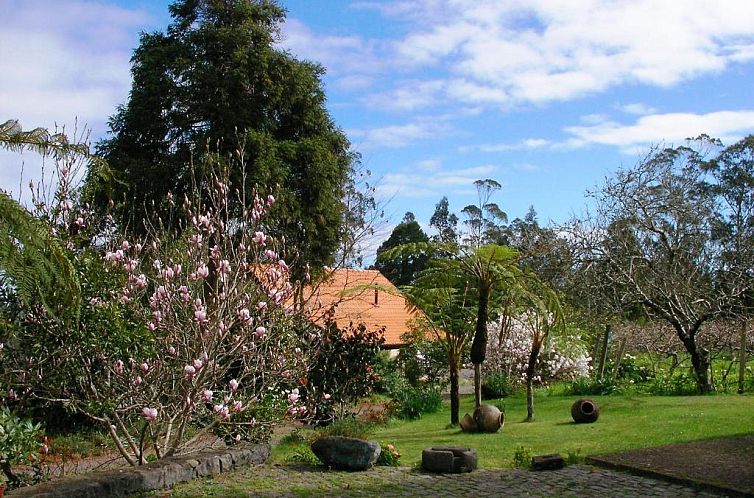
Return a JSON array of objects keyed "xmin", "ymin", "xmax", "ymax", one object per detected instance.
[
  {"xmin": 471, "ymin": 284, "xmax": 490, "ymax": 408},
  {"xmin": 473, "ymin": 363, "xmax": 482, "ymax": 408},
  {"xmin": 678, "ymin": 329, "xmax": 713, "ymax": 394},
  {"xmin": 525, "ymin": 343, "xmax": 541, "ymax": 422},
  {"xmin": 739, "ymin": 319, "xmax": 748, "ymax": 394},
  {"xmin": 597, "ymin": 324, "xmax": 611, "ymax": 380},
  {"xmin": 449, "ymin": 350, "xmax": 460, "ymax": 425}
]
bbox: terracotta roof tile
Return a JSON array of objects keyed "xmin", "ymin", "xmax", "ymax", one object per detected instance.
[{"xmin": 304, "ymin": 268, "xmax": 418, "ymax": 347}]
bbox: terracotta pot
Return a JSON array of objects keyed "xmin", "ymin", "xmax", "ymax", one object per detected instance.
[
  {"xmin": 459, "ymin": 413, "xmax": 477, "ymax": 433},
  {"xmin": 473, "ymin": 404, "xmax": 504, "ymax": 433},
  {"xmin": 571, "ymin": 398, "xmax": 600, "ymax": 423}
]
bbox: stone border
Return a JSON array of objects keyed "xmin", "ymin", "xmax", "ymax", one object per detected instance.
[{"xmin": 9, "ymin": 444, "xmax": 269, "ymax": 498}]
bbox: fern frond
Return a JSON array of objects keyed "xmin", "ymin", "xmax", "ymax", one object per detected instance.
[
  {"xmin": 0, "ymin": 119, "xmax": 90, "ymax": 161},
  {"xmin": 0, "ymin": 192, "xmax": 81, "ymax": 321}
]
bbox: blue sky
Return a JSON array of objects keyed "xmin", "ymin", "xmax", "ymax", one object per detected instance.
[{"xmin": 3, "ymin": 0, "xmax": 754, "ymax": 255}]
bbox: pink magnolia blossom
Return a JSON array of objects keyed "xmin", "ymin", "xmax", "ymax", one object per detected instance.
[
  {"xmin": 114, "ymin": 360, "xmax": 124, "ymax": 375},
  {"xmin": 168, "ymin": 346, "xmax": 177, "ymax": 355},
  {"xmin": 193, "ymin": 359, "xmax": 204, "ymax": 371},
  {"xmin": 152, "ymin": 259, "xmax": 162, "ymax": 270},
  {"xmin": 287, "ymin": 388, "xmax": 300, "ymax": 404},
  {"xmin": 324, "ymin": 393, "xmax": 331, "ymax": 400},
  {"xmin": 121, "ymin": 240, "xmax": 130, "ymax": 250},
  {"xmin": 140, "ymin": 362, "xmax": 150, "ymax": 374},
  {"xmin": 148, "ymin": 322, "xmax": 157, "ymax": 331},
  {"xmin": 211, "ymin": 245, "xmax": 221, "ymax": 259},
  {"xmin": 219, "ymin": 259, "xmax": 231, "ymax": 274},
  {"xmin": 162, "ymin": 267, "xmax": 175, "ymax": 280},
  {"xmin": 75, "ymin": 217, "xmax": 85, "ymax": 227},
  {"xmin": 142, "ymin": 407, "xmax": 158, "ymax": 422},
  {"xmin": 237, "ymin": 308, "xmax": 251, "ymax": 323},
  {"xmin": 213, "ymin": 404, "xmax": 230, "ymax": 420},
  {"xmin": 267, "ymin": 194, "xmax": 275, "ymax": 206},
  {"xmin": 254, "ymin": 326, "xmax": 267, "ymax": 339},
  {"xmin": 134, "ymin": 376, "xmax": 143, "ymax": 386},
  {"xmin": 202, "ymin": 389, "xmax": 213, "ymax": 402},
  {"xmin": 184, "ymin": 365, "xmax": 196, "ymax": 380},
  {"xmin": 257, "ymin": 301, "xmax": 268, "ymax": 313},
  {"xmin": 278, "ymin": 260, "xmax": 289, "ymax": 272},
  {"xmin": 253, "ymin": 231, "xmax": 266, "ymax": 246},
  {"xmin": 134, "ymin": 274, "xmax": 147, "ymax": 290},
  {"xmin": 231, "ymin": 400, "xmax": 243, "ymax": 413},
  {"xmin": 264, "ymin": 249, "xmax": 277, "ymax": 260},
  {"xmin": 229, "ymin": 379, "xmax": 239, "ymax": 392},
  {"xmin": 195, "ymin": 307, "xmax": 208, "ymax": 323},
  {"xmin": 196, "ymin": 263, "xmax": 210, "ymax": 279}
]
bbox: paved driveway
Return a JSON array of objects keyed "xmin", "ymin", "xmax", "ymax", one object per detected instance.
[{"xmin": 161, "ymin": 464, "xmax": 727, "ymax": 497}]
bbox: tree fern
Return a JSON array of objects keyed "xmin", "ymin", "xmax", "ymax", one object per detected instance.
[
  {"xmin": 0, "ymin": 119, "xmax": 91, "ymax": 322},
  {"xmin": 0, "ymin": 191, "xmax": 81, "ymax": 321}
]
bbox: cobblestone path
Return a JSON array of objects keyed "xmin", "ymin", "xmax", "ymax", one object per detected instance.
[{"xmin": 163, "ymin": 464, "xmax": 729, "ymax": 497}]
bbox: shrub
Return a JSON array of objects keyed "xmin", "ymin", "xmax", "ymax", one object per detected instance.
[
  {"xmin": 0, "ymin": 408, "xmax": 44, "ymax": 486},
  {"xmin": 567, "ymin": 377, "xmax": 621, "ymax": 396},
  {"xmin": 301, "ymin": 321, "xmax": 384, "ymax": 426},
  {"xmin": 310, "ymin": 416, "xmax": 376, "ymax": 441},
  {"xmin": 377, "ymin": 442, "xmax": 401, "ymax": 466},
  {"xmin": 481, "ymin": 372, "xmax": 516, "ymax": 400},
  {"xmin": 512, "ymin": 446, "xmax": 533, "ymax": 468},
  {"xmin": 1, "ymin": 166, "xmax": 307, "ymax": 465},
  {"xmin": 647, "ymin": 372, "xmax": 699, "ymax": 396},
  {"xmin": 392, "ymin": 386, "xmax": 442, "ymax": 420}
]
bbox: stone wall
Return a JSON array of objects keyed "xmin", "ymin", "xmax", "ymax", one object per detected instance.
[{"xmin": 9, "ymin": 444, "xmax": 269, "ymax": 497}]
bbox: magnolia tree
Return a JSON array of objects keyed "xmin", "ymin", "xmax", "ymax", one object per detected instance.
[
  {"xmin": 484, "ymin": 317, "xmax": 591, "ymax": 386},
  {"xmin": 1, "ymin": 146, "xmax": 307, "ymax": 465}
]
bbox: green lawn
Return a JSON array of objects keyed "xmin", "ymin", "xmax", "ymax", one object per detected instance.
[{"xmin": 365, "ymin": 392, "xmax": 754, "ymax": 468}]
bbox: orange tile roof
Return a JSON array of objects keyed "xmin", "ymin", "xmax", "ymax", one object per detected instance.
[{"xmin": 304, "ymin": 268, "xmax": 419, "ymax": 348}]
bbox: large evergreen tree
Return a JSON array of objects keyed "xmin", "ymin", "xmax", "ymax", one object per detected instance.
[
  {"xmin": 373, "ymin": 212, "xmax": 429, "ymax": 285},
  {"xmin": 93, "ymin": 0, "xmax": 353, "ymax": 274}
]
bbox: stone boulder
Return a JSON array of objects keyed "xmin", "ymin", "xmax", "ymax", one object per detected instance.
[{"xmin": 311, "ymin": 436, "xmax": 381, "ymax": 471}]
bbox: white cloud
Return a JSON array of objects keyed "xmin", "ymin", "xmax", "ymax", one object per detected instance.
[
  {"xmin": 348, "ymin": 120, "xmax": 454, "ymax": 149},
  {"xmin": 280, "ymin": 18, "xmax": 384, "ymax": 88},
  {"xmin": 361, "ymin": 0, "xmax": 754, "ymax": 107},
  {"xmin": 0, "ymin": 0, "xmax": 151, "ymax": 200},
  {"xmin": 460, "ymin": 138, "xmax": 551, "ymax": 153},
  {"xmin": 615, "ymin": 103, "xmax": 658, "ymax": 116},
  {"xmin": 565, "ymin": 110, "xmax": 754, "ymax": 152},
  {"xmin": 0, "ymin": 1, "xmax": 148, "ymax": 130},
  {"xmin": 377, "ymin": 164, "xmax": 498, "ymax": 198}
]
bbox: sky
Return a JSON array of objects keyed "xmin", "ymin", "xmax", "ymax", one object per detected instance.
[{"xmin": 3, "ymin": 0, "xmax": 754, "ymax": 256}]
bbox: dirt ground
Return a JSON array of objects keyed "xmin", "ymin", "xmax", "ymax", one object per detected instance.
[{"xmin": 588, "ymin": 434, "xmax": 754, "ymax": 496}]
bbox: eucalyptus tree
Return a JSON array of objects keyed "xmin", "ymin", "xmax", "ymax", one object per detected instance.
[
  {"xmin": 429, "ymin": 196, "xmax": 459, "ymax": 244},
  {"xmin": 703, "ymin": 135, "xmax": 754, "ymax": 393},
  {"xmin": 461, "ymin": 179, "xmax": 509, "ymax": 247}
]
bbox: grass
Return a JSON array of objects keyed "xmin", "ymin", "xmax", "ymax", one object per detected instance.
[{"xmin": 364, "ymin": 391, "xmax": 754, "ymax": 468}]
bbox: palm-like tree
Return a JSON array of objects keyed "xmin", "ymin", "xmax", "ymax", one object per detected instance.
[{"xmin": 0, "ymin": 119, "xmax": 92, "ymax": 321}]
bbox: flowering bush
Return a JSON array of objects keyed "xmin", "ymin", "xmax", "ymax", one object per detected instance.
[
  {"xmin": 1, "ymin": 154, "xmax": 306, "ymax": 464},
  {"xmin": 484, "ymin": 317, "xmax": 592, "ymax": 387},
  {"xmin": 300, "ymin": 321, "xmax": 384, "ymax": 425}
]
